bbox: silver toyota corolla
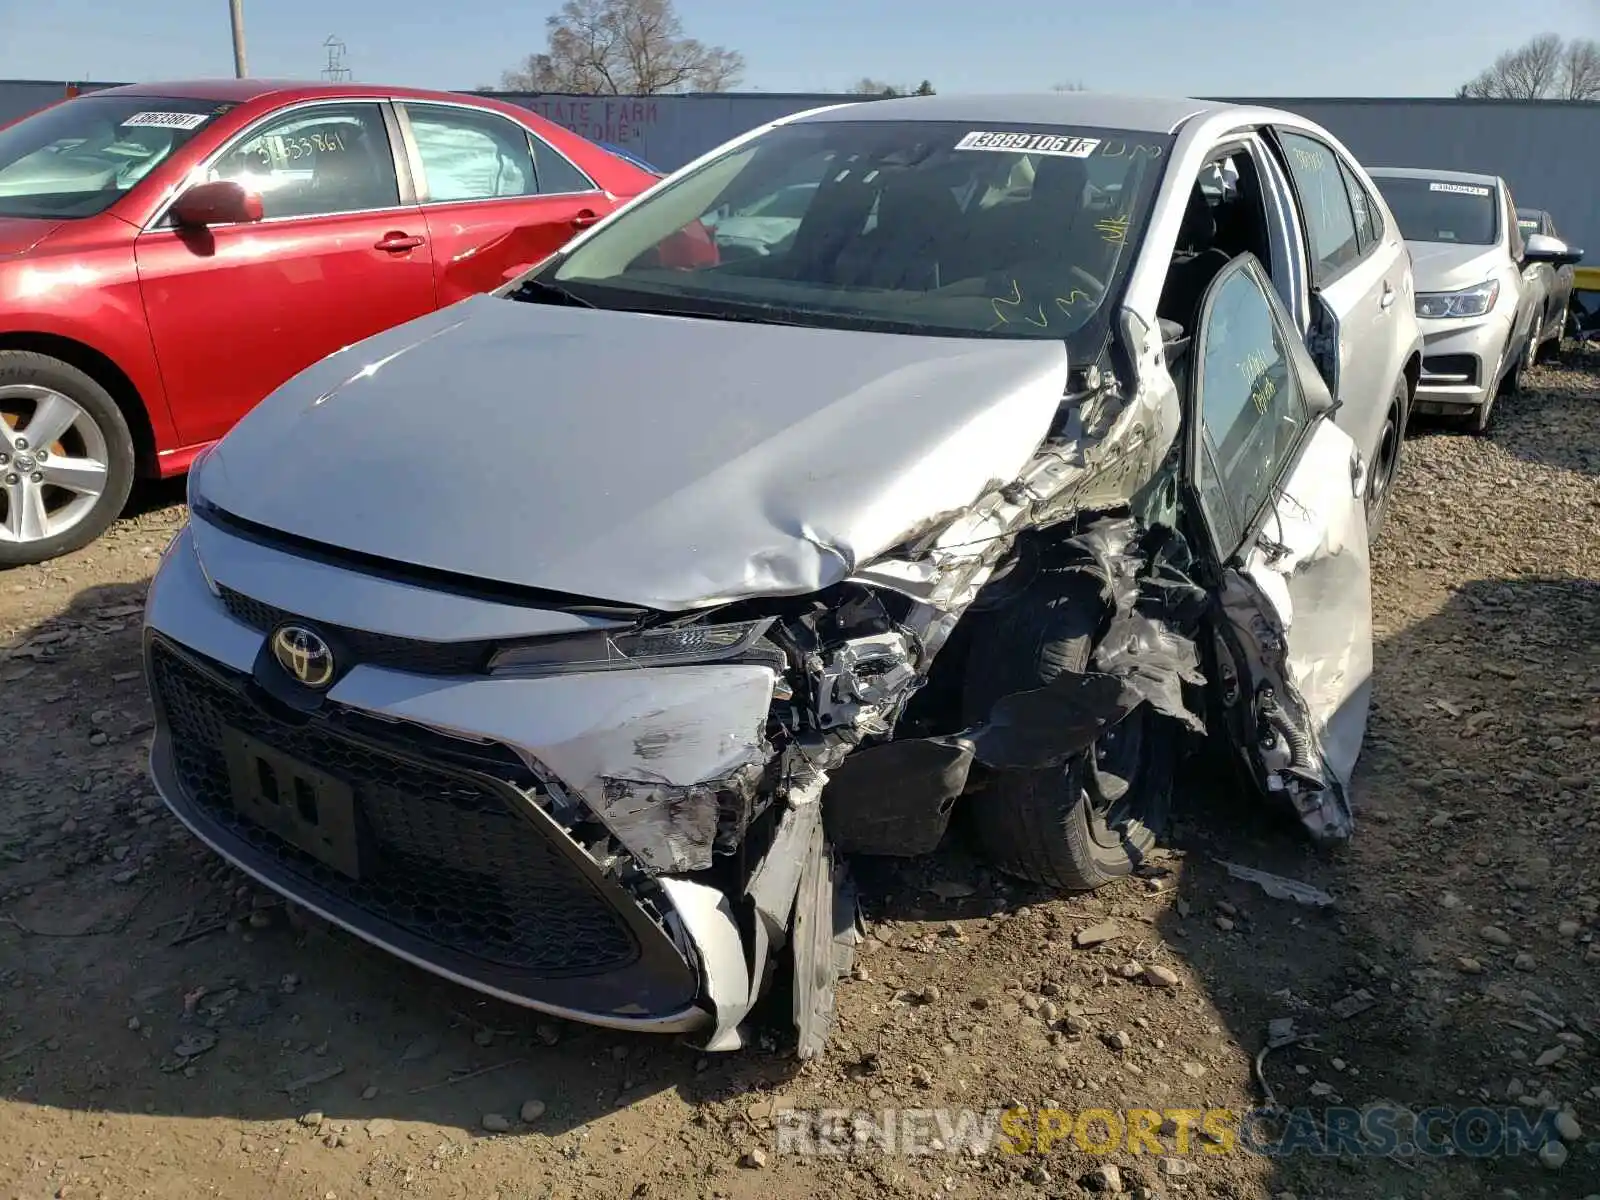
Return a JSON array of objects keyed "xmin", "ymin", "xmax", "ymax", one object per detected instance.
[
  {"xmin": 145, "ymin": 93, "xmax": 1415, "ymax": 1056},
  {"xmin": 1369, "ymin": 167, "xmax": 1583, "ymax": 433}
]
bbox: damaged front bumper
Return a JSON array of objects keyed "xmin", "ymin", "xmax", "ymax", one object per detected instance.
[{"xmin": 145, "ymin": 522, "xmax": 791, "ymax": 1039}]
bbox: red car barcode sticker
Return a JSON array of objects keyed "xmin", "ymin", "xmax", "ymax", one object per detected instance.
[
  {"xmin": 954, "ymin": 131, "xmax": 1102, "ymax": 158},
  {"xmin": 121, "ymin": 112, "xmax": 211, "ymax": 130}
]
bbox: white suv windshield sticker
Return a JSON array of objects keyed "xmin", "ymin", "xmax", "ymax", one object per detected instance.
[
  {"xmin": 121, "ymin": 111, "xmax": 210, "ymax": 130},
  {"xmin": 1429, "ymin": 182, "xmax": 1491, "ymax": 196},
  {"xmin": 955, "ymin": 131, "xmax": 1101, "ymax": 158}
]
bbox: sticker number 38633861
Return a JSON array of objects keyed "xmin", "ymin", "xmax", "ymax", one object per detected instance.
[
  {"xmin": 121, "ymin": 111, "xmax": 211, "ymax": 131},
  {"xmin": 955, "ymin": 131, "xmax": 1101, "ymax": 158}
]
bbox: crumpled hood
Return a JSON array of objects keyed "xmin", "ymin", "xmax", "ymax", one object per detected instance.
[
  {"xmin": 0, "ymin": 216, "xmax": 63, "ymax": 258},
  {"xmin": 197, "ymin": 295, "xmax": 1071, "ymax": 610},
  {"xmin": 1407, "ymin": 240, "xmax": 1503, "ymax": 292}
]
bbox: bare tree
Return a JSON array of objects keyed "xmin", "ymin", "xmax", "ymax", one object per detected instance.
[
  {"xmin": 500, "ymin": 0, "xmax": 743, "ymax": 94},
  {"xmin": 849, "ymin": 77, "xmax": 901, "ymax": 96},
  {"xmin": 846, "ymin": 78, "xmax": 934, "ymax": 97},
  {"xmin": 1559, "ymin": 37, "xmax": 1600, "ymax": 99},
  {"xmin": 1458, "ymin": 33, "xmax": 1600, "ymax": 99}
]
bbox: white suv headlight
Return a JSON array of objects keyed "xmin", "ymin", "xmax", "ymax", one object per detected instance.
[{"xmin": 1415, "ymin": 279, "xmax": 1499, "ymax": 319}]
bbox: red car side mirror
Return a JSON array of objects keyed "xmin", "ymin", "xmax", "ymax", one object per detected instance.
[{"xmin": 172, "ymin": 180, "xmax": 264, "ymax": 228}]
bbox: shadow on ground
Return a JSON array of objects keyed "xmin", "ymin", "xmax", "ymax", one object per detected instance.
[{"xmin": 1151, "ymin": 573, "xmax": 1600, "ymax": 1197}]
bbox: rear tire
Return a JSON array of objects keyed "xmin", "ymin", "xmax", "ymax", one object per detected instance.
[
  {"xmin": 960, "ymin": 569, "xmax": 1177, "ymax": 891},
  {"xmin": 1364, "ymin": 376, "xmax": 1406, "ymax": 543},
  {"xmin": 1536, "ymin": 302, "xmax": 1566, "ymax": 363},
  {"xmin": 0, "ymin": 351, "xmax": 135, "ymax": 567}
]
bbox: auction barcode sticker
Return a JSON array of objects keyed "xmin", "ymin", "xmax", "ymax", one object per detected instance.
[
  {"xmin": 121, "ymin": 111, "xmax": 210, "ymax": 130},
  {"xmin": 955, "ymin": 131, "xmax": 1102, "ymax": 158},
  {"xmin": 1429, "ymin": 182, "xmax": 1491, "ymax": 196}
]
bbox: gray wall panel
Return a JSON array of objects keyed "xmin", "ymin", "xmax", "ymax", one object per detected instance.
[{"xmin": 2, "ymin": 80, "xmax": 1592, "ymax": 253}]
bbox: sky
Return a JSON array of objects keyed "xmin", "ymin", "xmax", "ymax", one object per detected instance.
[{"xmin": 0, "ymin": 0, "xmax": 1595, "ymax": 96}]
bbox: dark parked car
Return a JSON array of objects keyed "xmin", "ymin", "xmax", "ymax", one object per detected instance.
[{"xmin": 1517, "ymin": 207, "xmax": 1579, "ymax": 355}]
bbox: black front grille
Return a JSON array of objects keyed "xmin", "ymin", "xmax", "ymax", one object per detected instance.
[
  {"xmin": 218, "ymin": 585, "xmax": 494, "ymax": 675},
  {"xmin": 149, "ymin": 639, "xmax": 639, "ymax": 977}
]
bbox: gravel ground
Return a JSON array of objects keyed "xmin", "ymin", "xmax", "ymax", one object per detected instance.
[{"xmin": 1, "ymin": 348, "xmax": 1597, "ymax": 1200}]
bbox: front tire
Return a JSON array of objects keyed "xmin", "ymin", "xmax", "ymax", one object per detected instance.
[
  {"xmin": 1503, "ymin": 311, "xmax": 1541, "ymax": 397},
  {"xmin": 0, "ymin": 351, "xmax": 135, "ymax": 567},
  {"xmin": 960, "ymin": 569, "xmax": 1177, "ymax": 891}
]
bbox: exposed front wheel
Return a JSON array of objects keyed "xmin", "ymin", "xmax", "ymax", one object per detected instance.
[
  {"xmin": 0, "ymin": 351, "xmax": 135, "ymax": 567},
  {"xmin": 960, "ymin": 569, "xmax": 1178, "ymax": 891}
]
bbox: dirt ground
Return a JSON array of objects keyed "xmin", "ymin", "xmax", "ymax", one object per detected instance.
[{"xmin": 2, "ymin": 349, "xmax": 1597, "ymax": 1200}]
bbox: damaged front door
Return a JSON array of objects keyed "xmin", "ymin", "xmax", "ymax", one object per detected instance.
[{"xmin": 1183, "ymin": 253, "xmax": 1373, "ymax": 841}]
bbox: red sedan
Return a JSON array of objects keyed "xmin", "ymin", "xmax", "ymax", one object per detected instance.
[{"xmin": 0, "ymin": 80, "xmax": 660, "ymax": 565}]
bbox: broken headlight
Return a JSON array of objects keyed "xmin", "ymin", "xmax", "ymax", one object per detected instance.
[
  {"xmin": 488, "ymin": 618, "xmax": 776, "ymax": 677},
  {"xmin": 1415, "ymin": 279, "xmax": 1499, "ymax": 319}
]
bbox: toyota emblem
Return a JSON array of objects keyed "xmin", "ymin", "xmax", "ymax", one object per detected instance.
[{"xmin": 271, "ymin": 624, "xmax": 336, "ymax": 689}]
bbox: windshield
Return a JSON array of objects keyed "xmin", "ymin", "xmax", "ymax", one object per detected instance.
[
  {"xmin": 0, "ymin": 95, "xmax": 226, "ymax": 219},
  {"xmin": 543, "ymin": 119, "xmax": 1172, "ymax": 349},
  {"xmin": 1372, "ymin": 176, "xmax": 1498, "ymax": 246}
]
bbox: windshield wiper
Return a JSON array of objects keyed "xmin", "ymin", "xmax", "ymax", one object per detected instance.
[{"xmin": 507, "ymin": 277, "xmax": 594, "ymax": 308}]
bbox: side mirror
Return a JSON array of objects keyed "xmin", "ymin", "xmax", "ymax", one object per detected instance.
[
  {"xmin": 1523, "ymin": 232, "xmax": 1584, "ymax": 268},
  {"xmin": 171, "ymin": 180, "xmax": 263, "ymax": 228}
]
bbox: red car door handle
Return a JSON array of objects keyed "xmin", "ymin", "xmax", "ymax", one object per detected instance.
[
  {"xmin": 375, "ymin": 232, "xmax": 425, "ymax": 252},
  {"xmin": 571, "ymin": 210, "xmax": 601, "ymax": 229}
]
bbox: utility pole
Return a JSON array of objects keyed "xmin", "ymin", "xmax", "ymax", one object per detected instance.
[
  {"xmin": 321, "ymin": 36, "xmax": 351, "ymax": 82},
  {"xmin": 229, "ymin": 0, "xmax": 248, "ymax": 78}
]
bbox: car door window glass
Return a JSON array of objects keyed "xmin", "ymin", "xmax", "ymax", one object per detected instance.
[
  {"xmin": 529, "ymin": 134, "xmax": 595, "ymax": 195},
  {"xmin": 1194, "ymin": 260, "xmax": 1311, "ymax": 549},
  {"xmin": 1338, "ymin": 160, "xmax": 1379, "ymax": 253},
  {"xmin": 404, "ymin": 104, "xmax": 535, "ymax": 202},
  {"xmin": 1279, "ymin": 132, "xmax": 1360, "ymax": 278},
  {"xmin": 210, "ymin": 104, "xmax": 398, "ymax": 220}
]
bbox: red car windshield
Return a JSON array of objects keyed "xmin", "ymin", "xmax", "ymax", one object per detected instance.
[{"xmin": 0, "ymin": 95, "xmax": 227, "ymax": 219}]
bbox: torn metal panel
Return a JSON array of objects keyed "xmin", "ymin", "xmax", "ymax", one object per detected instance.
[
  {"xmin": 595, "ymin": 761, "xmax": 765, "ymax": 873},
  {"xmin": 847, "ymin": 307, "xmax": 1184, "ymax": 642},
  {"xmin": 1220, "ymin": 861, "xmax": 1336, "ymax": 907},
  {"xmin": 1218, "ymin": 415, "xmax": 1373, "ymax": 841}
]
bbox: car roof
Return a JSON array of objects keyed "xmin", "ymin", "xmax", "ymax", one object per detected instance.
[
  {"xmin": 788, "ymin": 92, "xmax": 1237, "ymax": 135},
  {"xmin": 1516, "ymin": 206, "xmax": 1548, "ymax": 219},
  {"xmin": 85, "ymin": 79, "xmax": 482, "ymax": 106},
  {"xmin": 1367, "ymin": 165, "xmax": 1503, "ymax": 189}
]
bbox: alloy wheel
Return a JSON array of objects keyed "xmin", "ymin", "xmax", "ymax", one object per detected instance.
[{"xmin": 0, "ymin": 385, "xmax": 112, "ymax": 547}]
